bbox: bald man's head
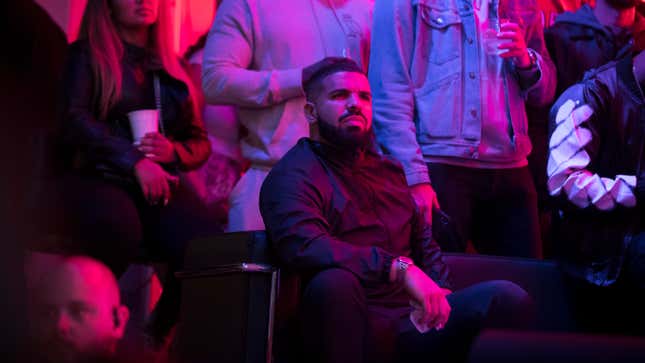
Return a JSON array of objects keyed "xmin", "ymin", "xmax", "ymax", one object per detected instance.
[{"xmin": 33, "ymin": 256, "xmax": 129, "ymax": 363}]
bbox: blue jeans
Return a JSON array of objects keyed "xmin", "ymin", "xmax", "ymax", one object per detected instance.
[{"xmin": 300, "ymin": 268, "xmax": 534, "ymax": 363}]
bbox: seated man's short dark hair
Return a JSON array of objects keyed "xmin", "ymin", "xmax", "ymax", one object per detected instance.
[{"xmin": 303, "ymin": 57, "xmax": 365, "ymax": 101}]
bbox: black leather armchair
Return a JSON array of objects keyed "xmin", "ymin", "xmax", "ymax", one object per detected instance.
[{"xmin": 176, "ymin": 231, "xmax": 645, "ymax": 363}]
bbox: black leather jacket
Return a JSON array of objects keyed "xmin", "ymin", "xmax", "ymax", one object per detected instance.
[
  {"xmin": 526, "ymin": 6, "xmax": 645, "ymax": 210},
  {"xmin": 61, "ymin": 40, "xmax": 210, "ymax": 177},
  {"xmin": 548, "ymin": 57, "xmax": 645, "ymax": 286}
]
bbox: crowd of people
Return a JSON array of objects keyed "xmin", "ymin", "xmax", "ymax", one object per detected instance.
[{"xmin": 14, "ymin": 0, "xmax": 645, "ymax": 362}]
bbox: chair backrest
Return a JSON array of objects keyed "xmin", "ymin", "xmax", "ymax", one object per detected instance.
[{"xmin": 182, "ymin": 231, "xmax": 274, "ymax": 270}]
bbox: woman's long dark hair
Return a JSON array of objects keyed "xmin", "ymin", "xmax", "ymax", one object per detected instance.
[{"xmin": 78, "ymin": 0, "xmax": 200, "ymax": 120}]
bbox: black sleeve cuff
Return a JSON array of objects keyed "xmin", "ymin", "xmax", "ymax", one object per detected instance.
[{"xmin": 636, "ymin": 173, "xmax": 645, "ymax": 203}]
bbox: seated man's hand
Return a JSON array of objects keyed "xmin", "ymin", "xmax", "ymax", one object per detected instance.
[
  {"xmin": 410, "ymin": 183, "xmax": 440, "ymax": 226},
  {"xmin": 403, "ymin": 264, "xmax": 451, "ymax": 330}
]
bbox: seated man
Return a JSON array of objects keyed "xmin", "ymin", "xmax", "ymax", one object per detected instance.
[
  {"xmin": 260, "ymin": 58, "xmax": 534, "ymax": 363},
  {"xmin": 30, "ymin": 256, "xmax": 130, "ymax": 363},
  {"xmin": 547, "ymin": 51, "xmax": 645, "ymax": 334}
]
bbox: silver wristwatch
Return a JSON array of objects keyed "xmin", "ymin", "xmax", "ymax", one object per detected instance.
[{"xmin": 396, "ymin": 256, "xmax": 414, "ymax": 282}]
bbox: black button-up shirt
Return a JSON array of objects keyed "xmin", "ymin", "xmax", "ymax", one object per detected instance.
[{"xmin": 260, "ymin": 138, "xmax": 450, "ymax": 307}]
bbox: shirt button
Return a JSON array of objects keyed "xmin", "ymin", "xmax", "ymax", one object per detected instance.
[
  {"xmin": 470, "ymin": 109, "xmax": 477, "ymax": 118},
  {"xmin": 467, "ymin": 38, "xmax": 474, "ymax": 45},
  {"xmin": 463, "ymin": 5, "xmax": 470, "ymax": 11},
  {"xmin": 469, "ymin": 72, "xmax": 476, "ymax": 79}
]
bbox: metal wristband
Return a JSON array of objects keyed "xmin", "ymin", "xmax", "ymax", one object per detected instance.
[
  {"xmin": 396, "ymin": 256, "xmax": 414, "ymax": 283},
  {"xmin": 516, "ymin": 49, "xmax": 538, "ymax": 70}
]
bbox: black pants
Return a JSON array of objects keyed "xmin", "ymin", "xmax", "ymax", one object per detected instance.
[
  {"xmin": 49, "ymin": 174, "xmax": 222, "ymax": 340},
  {"xmin": 427, "ymin": 163, "xmax": 541, "ymax": 258},
  {"xmin": 300, "ymin": 269, "xmax": 534, "ymax": 363}
]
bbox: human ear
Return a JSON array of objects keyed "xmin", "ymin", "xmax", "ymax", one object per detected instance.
[
  {"xmin": 112, "ymin": 306, "xmax": 130, "ymax": 338},
  {"xmin": 304, "ymin": 102, "xmax": 318, "ymax": 125}
]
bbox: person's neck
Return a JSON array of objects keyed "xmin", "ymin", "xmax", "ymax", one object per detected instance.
[
  {"xmin": 316, "ymin": 136, "xmax": 369, "ymax": 163},
  {"xmin": 594, "ymin": 0, "xmax": 636, "ymax": 29},
  {"xmin": 117, "ymin": 25, "xmax": 149, "ymax": 48}
]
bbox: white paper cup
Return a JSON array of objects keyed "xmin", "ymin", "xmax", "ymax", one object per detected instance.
[{"xmin": 127, "ymin": 109, "xmax": 158, "ymax": 144}]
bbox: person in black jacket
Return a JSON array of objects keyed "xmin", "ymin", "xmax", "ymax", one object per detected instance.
[
  {"xmin": 527, "ymin": 0, "xmax": 645, "ymax": 256},
  {"xmin": 259, "ymin": 58, "xmax": 533, "ymax": 363},
  {"xmin": 546, "ymin": 0, "xmax": 645, "ymax": 97},
  {"xmin": 548, "ymin": 52, "xmax": 645, "ymax": 334},
  {"xmin": 57, "ymin": 0, "xmax": 220, "ymax": 349}
]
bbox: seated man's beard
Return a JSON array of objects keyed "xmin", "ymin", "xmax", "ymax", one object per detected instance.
[{"xmin": 318, "ymin": 118, "xmax": 373, "ymax": 151}]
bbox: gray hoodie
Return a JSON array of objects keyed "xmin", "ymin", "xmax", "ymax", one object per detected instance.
[{"xmin": 202, "ymin": 0, "xmax": 374, "ymax": 169}]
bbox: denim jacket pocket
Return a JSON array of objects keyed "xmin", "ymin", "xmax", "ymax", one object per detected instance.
[
  {"xmin": 418, "ymin": 4, "xmax": 462, "ymax": 65},
  {"xmin": 414, "ymin": 73, "xmax": 460, "ymax": 139}
]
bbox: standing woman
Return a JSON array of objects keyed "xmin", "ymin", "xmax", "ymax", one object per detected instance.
[{"xmin": 59, "ymin": 0, "xmax": 217, "ymax": 348}]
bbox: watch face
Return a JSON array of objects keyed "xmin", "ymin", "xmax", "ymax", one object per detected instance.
[{"xmin": 395, "ymin": 256, "xmax": 414, "ymax": 283}]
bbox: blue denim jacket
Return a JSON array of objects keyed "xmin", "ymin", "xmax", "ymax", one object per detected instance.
[{"xmin": 369, "ymin": 0, "xmax": 556, "ymax": 186}]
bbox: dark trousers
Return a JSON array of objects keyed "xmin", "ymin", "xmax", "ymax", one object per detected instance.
[
  {"xmin": 427, "ymin": 163, "xmax": 541, "ymax": 258},
  {"xmin": 49, "ymin": 174, "xmax": 222, "ymax": 340},
  {"xmin": 300, "ymin": 269, "xmax": 534, "ymax": 363},
  {"xmin": 565, "ymin": 232, "xmax": 645, "ymax": 336}
]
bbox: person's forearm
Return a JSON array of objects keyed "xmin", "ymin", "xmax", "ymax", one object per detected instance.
[
  {"xmin": 518, "ymin": 50, "xmax": 556, "ymax": 107},
  {"xmin": 548, "ymin": 88, "xmax": 637, "ymax": 210},
  {"xmin": 369, "ymin": 0, "xmax": 427, "ymax": 186},
  {"xmin": 201, "ymin": 0, "xmax": 304, "ymax": 108},
  {"xmin": 271, "ymin": 231, "xmax": 396, "ymax": 284},
  {"xmin": 520, "ymin": 10, "xmax": 556, "ymax": 106},
  {"xmin": 172, "ymin": 138, "xmax": 211, "ymax": 171},
  {"xmin": 202, "ymin": 65, "xmax": 304, "ymax": 108},
  {"xmin": 65, "ymin": 108, "xmax": 145, "ymax": 173}
]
